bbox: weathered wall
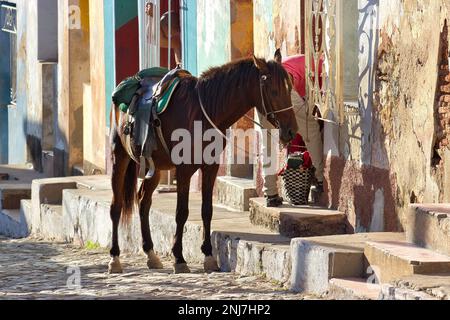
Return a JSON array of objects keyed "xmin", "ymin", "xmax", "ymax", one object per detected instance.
[
  {"xmin": 15, "ymin": 0, "xmax": 58, "ymax": 170},
  {"xmin": 10, "ymin": 0, "xmax": 28, "ymax": 164},
  {"xmin": 182, "ymin": 0, "xmax": 198, "ymax": 75},
  {"xmin": 226, "ymin": 0, "xmax": 255, "ymax": 179},
  {"xmin": 82, "ymin": 0, "xmax": 107, "ymax": 174},
  {"xmin": 57, "ymin": 0, "xmax": 90, "ymax": 175},
  {"xmin": 253, "ymin": 0, "xmax": 302, "ymax": 59},
  {"xmin": 0, "ymin": 7, "xmax": 11, "ymax": 163},
  {"xmin": 326, "ymin": 0, "xmax": 450, "ymax": 232},
  {"xmin": 197, "ymin": 0, "xmax": 231, "ymax": 74},
  {"xmin": 253, "ymin": 0, "xmax": 302, "ymax": 196}
]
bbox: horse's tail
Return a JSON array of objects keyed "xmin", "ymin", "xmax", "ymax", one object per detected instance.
[
  {"xmin": 110, "ymin": 103, "xmax": 139, "ymax": 225},
  {"xmin": 122, "ymin": 158, "xmax": 138, "ymax": 225}
]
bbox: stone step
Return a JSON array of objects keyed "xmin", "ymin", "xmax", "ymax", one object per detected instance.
[
  {"xmin": 56, "ymin": 187, "xmax": 293, "ymax": 284},
  {"xmin": 20, "ymin": 199, "xmax": 32, "ymax": 235},
  {"xmin": 214, "ymin": 176, "xmax": 257, "ymax": 212},
  {"xmin": 328, "ymin": 278, "xmax": 382, "ymax": 300},
  {"xmin": 31, "ymin": 177, "xmax": 78, "ymax": 234},
  {"xmin": 40, "ymin": 204, "xmax": 64, "ymax": 241},
  {"xmin": 0, "ymin": 208, "xmax": 29, "ymax": 238},
  {"xmin": 365, "ymin": 241, "xmax": 450, "ymax": 283},
  {"xmin": 290, "ymin": 232, "xmax": 405, "ymax": 294},
  {"xmin": 0, "ymin": 185, "xmax": 32, "ymax": 210},
  {"xmin": 0, "ymin": 164, "xmax": 46, "ymax": 182},
  {"xmin": 381, "ymin": 274, "xmax": 450, "ymax": 300},
  {"xmin": 249, "ymin": 198, "xmax": 348, "ymax": 238},
  {"xmin": 407, "ymin": 204, "xmax": 450, "ymax": 256}
]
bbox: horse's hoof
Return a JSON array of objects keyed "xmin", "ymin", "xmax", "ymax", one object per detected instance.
[
  {"xmin": 147, "ymin": 250, "xmax": 164, "ymax": 270},
  {"xmin": 173, "ymin": 263, "xmax": 191, "ymax": 274},
  {"xmin": 204, "ymin": 256, "xmax": 220, "ymax": 273},
  {"xmin": 108, "ymin": 257, "xmax": 123, "ymax": 274}
]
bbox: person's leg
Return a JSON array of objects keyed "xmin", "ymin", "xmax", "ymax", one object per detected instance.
[
  {"xmin": 257, "ymin": 112, "xmax": 282, "ymax": 206},
  {"xmin": 292, "ymin": 92, "xmax": 324, "ymax": 185}
]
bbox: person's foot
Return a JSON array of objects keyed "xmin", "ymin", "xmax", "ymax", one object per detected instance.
[
  {"xmin": 266, "ymin": 195, "xmax": 284, "ymax": 208},
  {"xmin": 310, "ymin": 181, "xmax": 324, "ymax": 194}
]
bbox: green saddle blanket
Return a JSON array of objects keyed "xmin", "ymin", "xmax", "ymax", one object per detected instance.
[
  {"xmin": 114, "ymin": 67, "xmax": 183, "ymax": 116},
  {"xmin": 156, "ymin": 78, "xmax": 181, "ymax": 115},
  {"xmin": 113, "ymin": 67, "xmax": 169, "ymax": 112}
]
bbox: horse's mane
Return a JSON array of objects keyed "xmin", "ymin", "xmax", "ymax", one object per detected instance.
[
  {"xmin": 172, "ymin": 58, "xmax": 290, "ymax": 122},
  {"xmin": 186, "ymin": 57, "xmax": 291, "ymax": 119}
]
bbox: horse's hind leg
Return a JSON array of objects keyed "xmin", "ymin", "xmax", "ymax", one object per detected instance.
[
  {"xmin": 138, "ymin": 170, "xmax": 164, "ymax": 270},
  {"xmin": 108, "ymin": 143, "xmax": 131, "ymax": 274}
]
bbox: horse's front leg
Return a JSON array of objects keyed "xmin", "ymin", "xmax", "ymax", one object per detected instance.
[
  {"xmin": 201, "ymin": 165, "xmax": 220, "ymax": 273},
  {"xmin": 138, "ymin": 170, "xmax": 164, "ymax": 270},
  {"xmin": 172, "ymin": 166, "xmax": 195, "ymax": 274}
]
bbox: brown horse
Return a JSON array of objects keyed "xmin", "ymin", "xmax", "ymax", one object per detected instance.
[{"xmin": 108, "ymin": 50, "xmax": 298, "ymax": 274}]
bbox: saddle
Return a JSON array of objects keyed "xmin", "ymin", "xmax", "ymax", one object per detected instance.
[{"xmin": 113, "ymin": 67, "xmax": 192, "ymax": 166}]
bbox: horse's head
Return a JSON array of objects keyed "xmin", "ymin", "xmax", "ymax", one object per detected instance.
[{"xmin": 253, "ymin": 50, "xmax": 299, "ymax": 145}]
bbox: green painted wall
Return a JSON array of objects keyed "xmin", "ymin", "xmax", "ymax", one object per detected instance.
[
  {"xmin": 182, "ymin": 0, "xmax": 198, "ymax": 75},
  {"xmin": 196, "ymin": 0, "xmax": 231, "ymax": 74},
  {"xmin": 104, "ymin": 0, "xmax": 115, "ymax": 128}
]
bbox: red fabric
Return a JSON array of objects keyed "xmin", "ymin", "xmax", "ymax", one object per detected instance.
[
  {"xmin": 288, "ymin": 133, "xmax": 307, "ymax": 154},
  {"xmin": 278, "ymin": 134, "xmax": 313, "ymax": 176},
  {"xmin": 302, "ymin": 152, "xmax": 313, "ymax": 169},
  {"xmin": 282, "ymin": 55, "xmax": 324, "ymax": 98}
]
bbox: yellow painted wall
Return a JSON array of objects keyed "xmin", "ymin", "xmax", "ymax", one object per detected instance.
[
  {"xmin": 57, "ymin": 0, "xmax": 91, "ymax": 174},
  {"xmin": 83, "ymin": 0, "xmax": 106, "ymax": 174}
]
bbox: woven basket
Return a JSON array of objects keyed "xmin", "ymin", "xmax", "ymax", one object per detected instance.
[{"xmin": 281, "ymin": 168, "xmax": 313, "ymax": 206}]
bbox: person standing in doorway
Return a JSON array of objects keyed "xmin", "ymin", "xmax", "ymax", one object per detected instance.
[{"xmin": 261, "ymin": 51, "xmax": 325, "ymax": 207}]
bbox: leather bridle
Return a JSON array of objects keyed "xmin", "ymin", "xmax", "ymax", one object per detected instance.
[
  {"xmin": 258, "ymin": 73, "xmax": 294, "ymax": 129},
  {"xmin": 197, "ymin": 72, "xmax": 295, "ymax": 144}
]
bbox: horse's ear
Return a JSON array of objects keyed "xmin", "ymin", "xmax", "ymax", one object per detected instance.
[
  {"xmin": 253, "ymin": 55, "xmax": 269, "ymax": 73},
  {"xmin": 274, "ymin": 49, "xmax": 283, "ymax": 64}
]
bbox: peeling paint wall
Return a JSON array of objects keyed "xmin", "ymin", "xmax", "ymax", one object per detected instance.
[
  {"xmin": 327, "ymin": 0, "xmax": 450, "ymax": 232},
  {"xmin": 253, "ymin": 0, "xmax": 301, "ymax": 59},
  {"xmin": 57, "ymin": 0, "xmax": 90, "ymax": 175},
  {"xmin": 83, "ymin": 0, "xmax": 107, "ymax": 174}
]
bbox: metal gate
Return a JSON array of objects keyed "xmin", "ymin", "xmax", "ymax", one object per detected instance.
[
  {"xmin": 139, "ymin": 0, "xmax": 161, "ymax": 69},
  {"xmin": 1, "ymin": 1, "xmax": 17, "ymax": 106},
  {"xmin": 138, "ymin": 0, "xmax": 179, "ymax": 188},
  {"xmin": 304, "ymin": 0, "xmax": 343, "ymax": 124},
  {"xmin": 139, "ymin": 0, "xmax": 179, "ymax": 70}
]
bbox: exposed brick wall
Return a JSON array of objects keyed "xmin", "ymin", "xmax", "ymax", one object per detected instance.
[{"xmin": 434, "ymin": 20, "xmax": 450, "ymax": 167}]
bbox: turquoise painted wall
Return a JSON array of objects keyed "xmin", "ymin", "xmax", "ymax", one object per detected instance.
[
  {"xmin": 114, "ymin": 0, "xmax": 138, "ymax": 29},
  {"xmin": 104, "ymin": 0, "xmax": 115, "ymax": 128},
  {"xmin": 10, "ymin": 0, "xmax": 26, "ymax": 164},
  {"xmin": 196, "ymin": 0, "xmax": 231, "ymax": 74},
  {"xmin": 0, "ymin": 19, "xmax": 10, "ymax": 163},
  {"xmin": 182, "ymin": 0, "xmax": 197, "ymax": 75}
]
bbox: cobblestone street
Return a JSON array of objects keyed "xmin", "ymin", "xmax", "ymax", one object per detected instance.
[{"xmin": 0, "ymin": 237, "xmax": 315, "ymax": 300}]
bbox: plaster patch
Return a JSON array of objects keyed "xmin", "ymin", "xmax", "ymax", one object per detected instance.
[{"xmin": 370, "ymin": 188, "xmax": 385, "ymax": 232}]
